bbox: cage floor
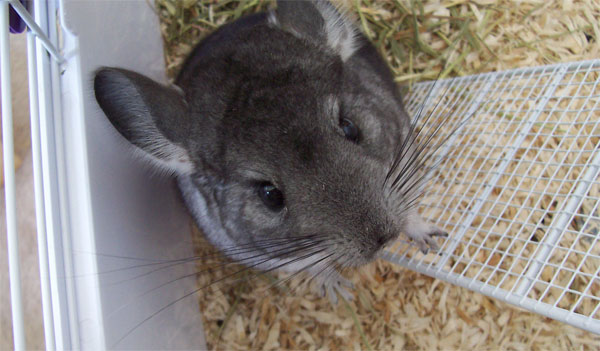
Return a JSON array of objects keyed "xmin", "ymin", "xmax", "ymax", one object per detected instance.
[{"xmin": 383, "ymin": 59, "xmax": 600, "ymax": 334}]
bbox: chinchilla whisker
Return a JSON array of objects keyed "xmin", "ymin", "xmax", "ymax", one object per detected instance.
[
  {"xmin": 404, "ymin": 71, "xmax": 445, "ymax": 135},
  {"xmin": 396, "ymin": 187, "xmax": 442, "ymax": 218},
  {"xmin": 410, "ymin": 118, "xmax": 465, "ymax": 172},
  {"xmin": 73, "ymin": 248, "xmax": 264, "ymax": 280},
  {"xmin": 74, "ymin": 250, "xmax": 178, "ymax": 263},
  {"xmin": 396, "ymin": 198, "xmax": 424, "ymax": 217},
  {"xmin": 386, "ymin": 87, "xmax": 440, "ymax": 185},
  {"xmin": 215, "ymin": 235, "xmax": 320, "ymax": 254},
  {"xmin": 111, "ymin": 243, "xmax": 329, "ymax": 348},
  {"xmin": 410, "ymin": 71, "xmax": 454, "ymax": 131},
  {"xmin": 195, "ymin": 245, "xmax": 332, "ymax": 300},
  {"xmin": 70, "ymin": 257, "xmax": 197, "ymax": 280},
  {"xmin": 386, "ymin": 74, "xmax": 451, "ymax": 185},
  {"xmin": 241, "ymin": 241, "xmax": 335, "ymax": 283},
  {"xmin": 389, "ymin": 138, "xmax": 432, "ymax": 191},
  {"xmin": 322, "ymin": 258, "xmax": 344, "ymax": 282},
  {"xmin": 259, "ymin": 251, "xmax": 337, "ymax": 295},
  {"xmin": 76, "ymin": 249, "xmax": 268, "ymax": 279},
  {"xmin": 387, "ymin": 81, "xmax": 459, "ymax": 191},
  {"xmin": 391, "ymin": 106, "xmax": 472, "ymax": 196},
  {"xmin": 102, "ymin": 237, "xmax": 320, "ymax": 284},
  {"xmin": 288, "ymin": 250, "xmax": 340, "ymax": 281},
  {"xmin": 393, "ymin": 109, "xmax": 475, "ymax": 197},
  {"xmin": 412, "ymin": 82, "xmax": 452, "ymax": 130},
  {"xmin": 201, "ymin": 240, "xmax": 330, "ymax": 282},
  {"xmin": 386, "ymin": 131, "xmax": 417, "ymax": 185},
  {"xmin": 401, "ymin": 178, "xmax": 434, "ymax": 203},
  {"xmin": 417, "ymin": 111, "xmax": 473, "ymax": 165},
  {"xmin": 247, "ymin": 237, "xmax": 319, "ymax": 251},
  {"xmin": 90, "ymin": 237, "xmax": 317, "ymax": 279},
  {"xmin": 396, "ymin": 160, "xmax": 439, "ymax": 199},
  {"xmin": 386, "ymin": 132, "xmax": 423, "ymax": 188},
  {"xmin": 231, "ymin": 241, "xmax": 327, "ymax": 270},
  {"xmin": 338, "ymin": 251, "xmax": 354, "ymax": 268},
  {"xmin": 104, "ymin": 239, "xmax": 317, "ymax": 287},
  {"xmin": 216, "ymin": 237, "xmax": 318, "ymax": 256},
  {"xmin": 418, "ymin": 95, "xmax": 475, "ymax": 155},
  {"xmin": 261, "ymin": 240, "xmax": 342, "ymax": 292},
  {"xmin": 112, "ymin": 285, "xmax": 204, "ymax": 348},
  {"xmin": 190, "ymin": 235, "xmax": 322, "ymax": 255},
  {"xmin": 163, "ymin": 240, "xmax": 327, "ymax": 290},
  {"xmin": 227, "ymin": 234, "xmax": 320, "ymax": 245},
  {"xmin": 390, "ymin": 116, "xmax": 450, "ymax": 189},
  {"xmin": 179, "ymin": 241, "xmax": 327, "ymax": 289},
  {"xmin": 303, "ymin": 252, "xmax": 345, "ymax": 289},
  {"xmin": 108, "ymin": 240, "xmax": 328, "ymax": 323}
]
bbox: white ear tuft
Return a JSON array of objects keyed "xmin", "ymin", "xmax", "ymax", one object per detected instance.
[
  {"xmin": 267, "ymin": 9, "xmax": 279, "ymax": 26},
  {"xmin": 94, "ymin": 67, "xmax": 194, "ymax": 176},
  {"xmin": 274, "ymin": 0, "xmax": 359, "ymax": 61},
  {"xmin": 314, "ymin": 1, "xmax": 359, "ymax": 61},
  {"xmin": 130, "ymin": 139, "xmax": 193, "ymax": 176},
  {"xmin": 128, "ymin": 121, "xmax": 194, "ymax": 175}
]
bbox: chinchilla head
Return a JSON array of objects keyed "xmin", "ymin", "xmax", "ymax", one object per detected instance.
[{"xmin": 94, "ymin": 0, "xmax": 430, "ymax": 270}]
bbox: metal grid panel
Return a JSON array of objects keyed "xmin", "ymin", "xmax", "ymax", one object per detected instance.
[{"xmin": 383, "ymin": 59, "xmax": 600, "ymax": 334}]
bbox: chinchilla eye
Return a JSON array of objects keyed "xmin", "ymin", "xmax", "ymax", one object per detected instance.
[
  {"xmin": 258, "ymin": 182, "xmax": 284, "ymax": 211},
  {"xmin": 339, "ymin": 118, "xmax": 359, "ymax": 143}
]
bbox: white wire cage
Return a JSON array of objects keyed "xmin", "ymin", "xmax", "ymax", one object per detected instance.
[{"xmin": 383, "ymin": 59, "xmax": 600, "ymax": 335}]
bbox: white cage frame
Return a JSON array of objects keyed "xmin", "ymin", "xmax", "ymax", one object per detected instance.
[
  {"xmin": 383, "ymin": 59, "xmax": 600, "ymax": 335},
  {"xmin": 2, "ymin": 1, "xmax": 206, "ymax": 350},
  {"xmin": 2, "ymin": 1, "xmax": 63, "ymax": 349}
]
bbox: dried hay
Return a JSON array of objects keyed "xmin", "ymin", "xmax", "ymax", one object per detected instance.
[
  {"xmin": 155, "ymin": 0, "xmax": 600, "ymax": 349},
  {"xmin": 156, "ymin": 0, "xmax": 599, "ymax": 84}
]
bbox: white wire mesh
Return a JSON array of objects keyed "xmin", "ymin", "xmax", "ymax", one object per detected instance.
[{"xmin": 383, "ymin": 59, "xmax": 600, "ymax": 334}]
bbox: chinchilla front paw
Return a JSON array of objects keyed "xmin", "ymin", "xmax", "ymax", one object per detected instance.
[
  {"xmin": 312, "ymin": 271, "xmax": 354, "ymax": 305},
  {"xmin": 403, "ymin": 215, "xmax": 448, "ymax": 254}
]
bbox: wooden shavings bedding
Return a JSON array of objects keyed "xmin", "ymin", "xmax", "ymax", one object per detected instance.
[
  {"xmin": 156, "ymin": 0, "xmax": 600, "ymax": 349},
  {"xmin": 193, "ymin": 226, "xmax": 600, "ymax": 351}
]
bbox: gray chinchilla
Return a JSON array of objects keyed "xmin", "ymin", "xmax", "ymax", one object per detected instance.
[{"xmin": 94, "ymin": 0, "xmax": 447, "ymax": 303}]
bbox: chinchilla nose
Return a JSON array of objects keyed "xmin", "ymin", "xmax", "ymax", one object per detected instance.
[
  {"xmin": 374, "ymin": 227, "xmax": 399, "ymax": 252},
  {"xmin": 376, "ymin": 232, "xmax": 395, "ymax": 248}
]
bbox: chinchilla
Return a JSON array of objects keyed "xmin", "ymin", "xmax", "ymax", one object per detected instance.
[{"xmin": 94, "ymin": 0, "xmax": 447, "ymax": 303}]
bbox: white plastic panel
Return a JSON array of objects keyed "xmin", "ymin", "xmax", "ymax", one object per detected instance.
[{"xmin": 383, "ymin": 59, "xmax": 600, "ymax": 334}]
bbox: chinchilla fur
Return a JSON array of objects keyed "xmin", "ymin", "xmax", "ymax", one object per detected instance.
[{"xmin": 94, "ymin": 0, "xmax": 446, "ymax": 302}]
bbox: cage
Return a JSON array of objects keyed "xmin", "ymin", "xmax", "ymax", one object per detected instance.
[
  {"xmin": 2, "ymin": 0, "xmax": 206, "ymax": 349},
  {"xmin": 2, "ymin": 0, "xmax": 599, "ymax": 350}
]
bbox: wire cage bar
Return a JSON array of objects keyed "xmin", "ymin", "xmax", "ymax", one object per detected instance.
[
  {"xmin": 383, "ymin": 59, "xmax": 600, "ymax": 335},
  {"xmin": 1, "ymin": 2, "xmax": 26, "ymax": 349},
  {"xmin": 2, "ymin": 1, "xmax": 65, "ymax": 349}
]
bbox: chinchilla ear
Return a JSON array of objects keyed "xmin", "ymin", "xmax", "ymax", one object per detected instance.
[
  {"xmin": 94, "ymin": 67, "xmax": 193, "ymax": 175},
  {"xmin": 272, "ymin": 0, "xmax": 358, "ymax": 60}
]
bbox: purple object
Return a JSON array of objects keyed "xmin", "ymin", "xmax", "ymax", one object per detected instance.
[{"xmin": 9, "ymin": 1, "xmax": 27, "ymax": 34}]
